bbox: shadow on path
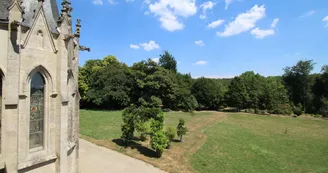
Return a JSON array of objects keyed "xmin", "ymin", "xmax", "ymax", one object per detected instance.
[{"xmin": 112, "ymin": 138, "xmax": 158, "ymax": 158}]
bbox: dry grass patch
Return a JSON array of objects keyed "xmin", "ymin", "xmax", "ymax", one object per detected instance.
[{"xmin": 80, "ymin": 110, "xmax": 225, "ymax": 173}]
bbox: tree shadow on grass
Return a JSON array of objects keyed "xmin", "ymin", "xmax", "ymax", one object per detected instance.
[{"xmin": 112, "ymin": 138, "xmax": 159, "ymax": 158}]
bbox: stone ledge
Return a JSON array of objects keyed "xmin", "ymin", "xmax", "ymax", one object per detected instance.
[{"xmin": 18, "ymin": 154, "xmax": 57, "ymax": 170}]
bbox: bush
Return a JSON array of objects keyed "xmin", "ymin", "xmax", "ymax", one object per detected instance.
[
  {"xmin": 177, "ymin": 119, "xmax": 188, "ymax": 142},
  {"xmin": 121, "ymin": 107, "xmax": 136, "ymax": 143},
  {"xmin": 151, "ymin": 131, "xmax": 168, "ymax": 157},
  {"xmin": 135, "ymin": 121, "xmax": 151, "ymax": 141},
  {"xmin": 294, "ymin": 108, "xmax": 302, "ymax": 116},
  {"xmin": 294, "ymin": 103, "xmax": 303, "ymax": 116},
  {"xmin": 271, "ymin": 104, "xmax": 293, "ymax": 115},
  {"xmin": 165, "ymin": 127, "xmax": 176, "ymax": 148}
]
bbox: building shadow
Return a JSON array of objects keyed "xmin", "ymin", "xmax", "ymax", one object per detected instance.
[{"xmin": 112, "ymin": 138, "xmax": 158, "ymax": 158}]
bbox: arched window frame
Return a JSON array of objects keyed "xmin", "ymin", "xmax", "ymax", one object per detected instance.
[
  {"xmin": 25, "ymin": 66, "xmax": 53, "ymax": 153},
  {"xmin": 29, "ymin": 72, "xmax": 46, "ymax": 150}
]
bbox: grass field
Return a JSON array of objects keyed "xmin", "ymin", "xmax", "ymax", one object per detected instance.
[{"xmin": 80, "ymin": 110, "xmax": 328, "ymax": 173}]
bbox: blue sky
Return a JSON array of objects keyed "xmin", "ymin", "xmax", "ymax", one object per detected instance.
[{"xmin": 65, "ymin": 0, "xmax": 328, "ymax": 78}]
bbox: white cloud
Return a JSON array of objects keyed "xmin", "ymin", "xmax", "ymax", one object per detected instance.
[
  {"xmin": 193, "ymin": 61, "xmax": 208, "ymax": 65},
  {"xmin": 250, "ymin": 28, "xmax": 275, "ymax": 39},
  {"xmin": 323, "ymin": 16, "xmax": 328, "ymax": 27},
  {"xmin": 200, "ymin": 1, "xmax": 216, "ymax": 19},
  {"xmin": 148, "ymin": 0, "xmax": 197, "ymax": 32},
  {"xmin": 92, "ymin": 0, "xmax": 103, "ymax": 5},
  {"xmin": 152, "ymin": 57, "xmax": 160, "ymax": 63},
  {"xmin": 130, "ymin": 44, "xmax": 140, "ymax": 49},
  {"xmin": 144, "ymin": 0, "xmax": 151, "ymax": 4},
  {"xmin": 300, "ymin": 10, "xmax": 316, "ymax": 18},
  {"xmin": 271, "ymin": 18, "xmax": 279, "ymax": 28},
  {"xmin": 108, "ymin": 0, "xmax": 117, "ymax": 5},
  {"xmin": 140, "ymin": 40, "xmax": 160, "ymax": 51},
  {"xmin": 217, "ymin": 5, "xmax": 266, "ymax": 37},
  {"xmin": 225, "ymin": 0, "xmax": 233, "ymax": 10},
  {"xmin": 195, "ymin": 40, "xmax": 205, "ymax": 46},
  {"xmin": 126, "ymin": 0, "xmax": 135, "ymax": 2},
  {"xmin": 207, "ymin": 19, "xmax": 225, "ymax": 28}
]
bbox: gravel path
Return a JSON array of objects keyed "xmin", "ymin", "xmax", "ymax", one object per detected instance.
[{"xmin": 79, "ymin": 139, "xmax": 166, "ymax": 173}]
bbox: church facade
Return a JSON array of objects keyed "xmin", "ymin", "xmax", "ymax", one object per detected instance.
[{"xmin": 0, "ymin": 0, "xmax": 86, "ymax": 172}]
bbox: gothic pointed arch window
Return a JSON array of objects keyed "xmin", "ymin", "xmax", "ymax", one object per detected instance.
[{"xmin": 29, "ymin": 72, "xmax": 45, "ymax": 149}]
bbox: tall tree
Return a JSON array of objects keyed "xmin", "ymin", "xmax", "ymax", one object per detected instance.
[
  {"xmin": 283, "ymin": 60, "xmax": 315, "ymax": 112},
  {"xmin": 239, "ymin": 71, "xmax": 266, "ymax": 111},
  {"xmin": 131, "ymin": 59, "xmax": 177, "ymax": 108},
  {"xmin": 225, "ymin": 77, "xmax": 248, "ymax": 110},
  {"xmin": 84, "ymin": 56, "xmax": 133, "ymax": 109},
  {"xmin": 159, "ymin": 51, "xmax": 177, "ymax": 72},
  {"xmin": 191, "ymin": 78, "xmax": 225, "ymax": 110},
  {"xmin": 312, "ymin": 65, "xmax": 328, "ymax": 116}
]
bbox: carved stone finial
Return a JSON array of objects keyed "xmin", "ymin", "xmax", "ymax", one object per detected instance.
[
  {"xmin": 57, "ymin": 0, "xmax": 73, "ymax": 25},
  {"xmin": 79, "ymin": 45, "xmax": 90, "ymax": 52},
  {"xmin": 74, "ymin": 19, "xmax": 81, "ymax": 37},
  {"xmin": 61, "ymin": 0, "xmax": 73, "ymax": 16}
]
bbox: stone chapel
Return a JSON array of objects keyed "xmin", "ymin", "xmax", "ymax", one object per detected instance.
[{"xmin": 0, "ymin": 0, "xmax": 87, "ymax": 172}]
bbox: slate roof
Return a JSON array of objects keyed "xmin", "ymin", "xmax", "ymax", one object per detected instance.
[
  {"xmin": 0, "ymin": 0, "xmax": 10, "ymax": 22},
  {"xmin": 0, "ymin": 0, "xmax": 60, "ymax": 33}
]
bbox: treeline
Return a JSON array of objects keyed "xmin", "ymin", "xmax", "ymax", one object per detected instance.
[{"xmin": 79, "ymin": 52, "xmax": 328, "ymax": 117}]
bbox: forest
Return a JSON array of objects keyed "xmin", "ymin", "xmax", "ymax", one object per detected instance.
[{"xmin": 78, "ymin": 51, "xmax": 328, "ymax": 117}]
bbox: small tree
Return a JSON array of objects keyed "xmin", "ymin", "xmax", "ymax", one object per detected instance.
[
  {"xmin": 294, "ymin": 103, "xmax": 303, "ymax": 116},
  {"xmin": 151, "ymin": 131, "xmax": 168, "ymax": 157},
  {"xmin": 177, "ymin": 119, "xmax": 188, "ymax": 142},
  {"xmin": 165, "ymin": 127, "xmax": 176, "ymax": 148}
]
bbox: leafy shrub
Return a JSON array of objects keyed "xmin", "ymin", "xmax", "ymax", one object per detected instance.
[
  {"xmin": 151, "ymin": 131, "xmax": 168, "ymax": 157},
  {"xmin": 165, "ymin": 127, "xmax": 176, "ymax": 148},
  {"xmin": 135, "ymin": 121, "xmax": 151, "ymax": 141},
  {"xmin": 294, "ymin": 103, "xmax": 303, "ymax": 116},
  {"xmin": 293, "ymin": 108, "xmax": 302, "ymax": 116},
  {"xmin": 121, "ymin": 107, "xmax": 136, "ymax": 143},
  {"xmin": 177, "ymin": 119, "xmax": 188, "ymax": 142},
  {"xmin": 271, "ymin": 104, "xmax": 293, "ymax": 115}
]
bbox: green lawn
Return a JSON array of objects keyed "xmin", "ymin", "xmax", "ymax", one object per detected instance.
[
  {"xmin": 80, "ymin": 110, "xmax": 328, "ymax": 173},
  {"xmin": 191, "ymin": 113, "xmax": 328, "ymax": 173},
  {"xmin": 80, "ymin": 109, "xmax": 211, "ymax": 140}
]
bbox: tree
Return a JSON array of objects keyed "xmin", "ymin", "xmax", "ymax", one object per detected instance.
[
  {"xmin": 312, "ymin": 65, "xmax": 328, "ymax": 116},
  {"xmin": 131, "ymin": 59, "xmax": 177, "ymax": 109},
  {"xmin": 263, "ymin": 77, "xmax": 290, "ymax": 113},
  {"xmin": 191, "ymin": 78, "xmax": 225, "ymax": 110},
  {"xmin": 283, "ymin": 60, "xmax": 315, "ymax": 113},
  {"xmin": 159, "ymin": 51, "xmax": 177, "ymax": 72},
  {"xmin": 86, "ymin": 56, "xmax": 133, "ymax": 109},
  {"xmin": 239, "ymin": 71, "xmax": 266, "ymax": 112},
  {"xmin": 225, "ymin": 77, "xmax": 248, "ymax": 110},
  {"xmin": 177, "ymin": 119, "xmax": 188, "ymax": 142}
]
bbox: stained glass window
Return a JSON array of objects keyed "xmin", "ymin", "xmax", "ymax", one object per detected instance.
[{"xmin": 29, "ymin": 73, "xmax": 45, "ymax": 149}]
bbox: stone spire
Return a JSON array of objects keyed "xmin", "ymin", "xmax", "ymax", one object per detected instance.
[
  {"xmin": 57, "ymin": 0, "xmax": 73, "ymax": 25},
  {"xmin": 74, "ymin": 18, "xmax": 81, "ymax": 37}
]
